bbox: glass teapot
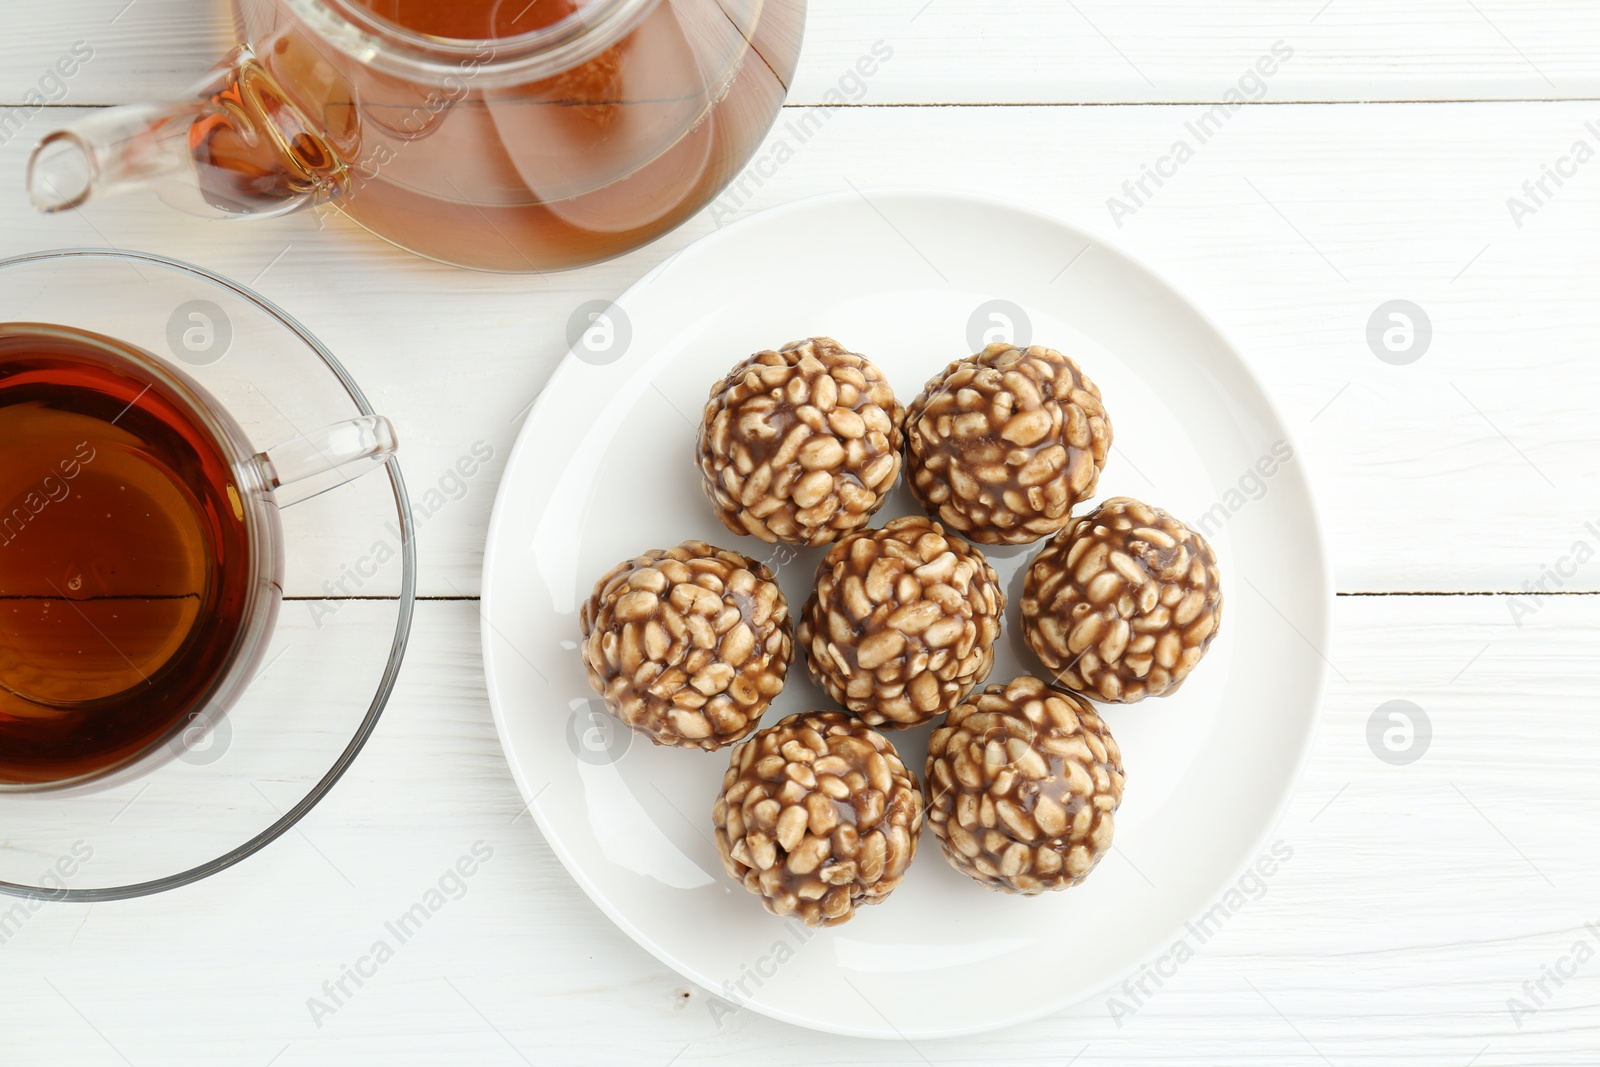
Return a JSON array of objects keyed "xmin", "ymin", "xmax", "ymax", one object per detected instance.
[{"xmin": 27, "ymin": 0, "xmax": 805, "ymax": 272}]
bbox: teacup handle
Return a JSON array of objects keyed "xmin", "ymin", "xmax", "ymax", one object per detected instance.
[{"xmin": 254, "ymin": 415, "xmax": 399, "ymax": 507}]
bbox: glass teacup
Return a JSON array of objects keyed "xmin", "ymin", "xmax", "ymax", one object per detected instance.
[{"xmin": 0, "ymin": 249, "xmax": 397, "ymax": 795}]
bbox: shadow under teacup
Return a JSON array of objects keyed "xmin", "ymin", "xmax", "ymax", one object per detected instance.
[{"xmin": 0, "ymin": 322, "xmax": 395, "ymax": 792}]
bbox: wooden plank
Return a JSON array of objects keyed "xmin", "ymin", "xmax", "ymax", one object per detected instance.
[
  {"xmin": 4, "ymin": 0, "xmax": 1600, "ymax": 108},
  {"xmin": 0, "ymin": 594, "xmax": 1595, "ymax": 1064},
  {"xmin": 3, "ymin": 102, "xmax": 1592, "ymax": 594}
]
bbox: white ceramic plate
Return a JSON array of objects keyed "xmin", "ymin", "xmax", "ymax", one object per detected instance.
[{"xmin": 482, "ymin": 190, "xmax": 1331, "ymax": 1039}]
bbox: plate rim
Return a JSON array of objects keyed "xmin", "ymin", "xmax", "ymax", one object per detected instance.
[{"xmin": 481, "ymin": 187, "xmax": 1334, "ymax": 1039}]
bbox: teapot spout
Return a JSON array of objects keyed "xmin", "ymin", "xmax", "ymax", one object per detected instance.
[
  {"xmin": 26, "ymin": 135, "xmax": 87, "ymax": 212},
  {"xmin": 28, "ymin": 104, "xmax": 186, "ymax": 214},
  {"xmin": 26, "ymin": 51, "xmax": 346, "ymax": 220}
]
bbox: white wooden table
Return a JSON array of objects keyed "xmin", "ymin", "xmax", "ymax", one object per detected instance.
[{"xmin": 5, "ymin": 2, "xmax": 1600, "ymax": 1063}]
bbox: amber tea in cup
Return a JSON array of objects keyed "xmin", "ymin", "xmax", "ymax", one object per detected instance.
[
  {"xmin": 0, "ymin": 324, "xmax": 396, "ymax": 790},
  {"xmin": 0, "ymin": 324, "xmax": 260, "ymax": 787}
]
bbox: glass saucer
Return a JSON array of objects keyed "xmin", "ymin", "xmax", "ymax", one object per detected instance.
[{"xmin": 0, "ymin": 249, "xmax": 415, "ymax": 901}]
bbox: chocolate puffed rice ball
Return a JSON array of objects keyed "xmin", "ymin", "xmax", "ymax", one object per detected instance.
[
  {"xmin": 1021, "ymin": 497, "xmax": 1222, "ymax": 703},
  {"xmin": 926, "ymin": 676, "xmax": 1124, "ymax": 894},
  {"xmin": 580, "ymin": 541, "xmax": 792, "ymax": 750},
  {"xmin": 905, "ymin": 343, "xmax": 1111, "ymax": 545},
  {"xmin": 712, "ymin": 711, "xmax": 924, "ymax": 926},
  {"xmin": 797, "ymin": 516, "xmax": 1004, "ymax": 728},
  {"xmin": 696, "ymin": 337, "xmax": 904, "ymax": 546}
]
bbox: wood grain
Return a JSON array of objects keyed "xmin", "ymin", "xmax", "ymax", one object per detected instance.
[
  {"xmin": 4, "ymin": 5, "xmax": 1599, "ymax": 1062},
  {"xmin": 6, "ymin": 0, "xmax": 1600, "ymax": 106},
  {"xmin": 3, "ymin": 102, "xmax": 1594, "ymax": 594},
  {"xmin": 0, "ymin": 595, "xmax": 1595, "ymax": 1065}
]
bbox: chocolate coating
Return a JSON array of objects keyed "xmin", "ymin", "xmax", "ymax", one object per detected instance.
[
  {"xmin": 905, "ymin": 343, "xmax": 1111, "ymax": 545},
  {"xmin": 712, "ymin": 711, "xmax": 923, "ymax": 926},
  {"xmin": 797, "ymin": 516, "xmax": 1004, "ymax": 728},
  {"xmin": 580, "ymin": 541, "xmax": 792, "ymax": 749},
  {"xmin": 926, "ymin": 676, "xmax": 1124, "ymax": 894},
  {"xmin": 1021, "ymin": 497, "xmax": 1222, "ymax": 703},
  {"xmin": 697, "ymin": 337, "xmax": 904, "ymax": 546}
]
